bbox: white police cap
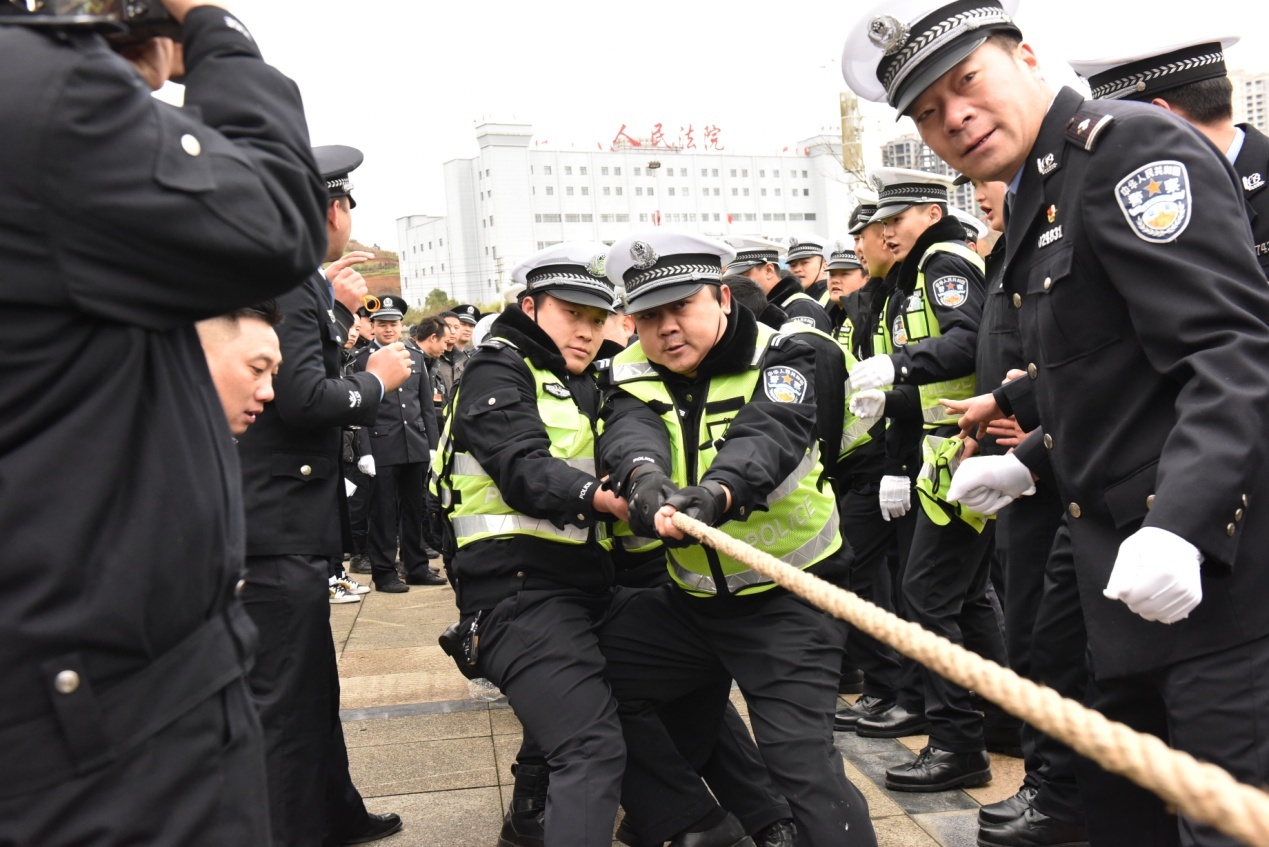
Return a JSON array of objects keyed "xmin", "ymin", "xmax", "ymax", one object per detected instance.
[
  {"xmin": 721, "ymin": 236, "xmax": 785, "ymax": 273},
  {"xmin": 842, "ymin": 0, "xmax": 1020, "ymax": 117},
  {"xmin": 1068, "ymin": 35, "xmax": 1238, "ymax": 102},
  {"xmin": 606, "ymin": 231, "xmax": 735, "ymax": 312},
  {"xmin": 827, "ymin": 241, "xmax": 864, "ymax": 270},
  {"xmin": 785, "ymin": 232, "xmax": 829, "ymax": 263},
  {"xmin": 951, "ymin": 207, "xmax": 988, "ymax": 242},
  {"xmin": 511, "ymin": 241, "xmax": 619, "ymax": 312},
  {"xmin": 869, "ymin": 167, "xmax": 956, "ymax": 220},
  {"xmin": 848, "ymin": 188, "xmax": 881, "ymax": 235}
]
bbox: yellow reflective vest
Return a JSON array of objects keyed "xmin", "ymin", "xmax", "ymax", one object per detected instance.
[{"xmin": 606, "ymin": 323, "xmax": 842, "ymax": 597}]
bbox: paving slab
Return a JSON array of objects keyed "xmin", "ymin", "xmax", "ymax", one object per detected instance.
[
  {"xmin": 912, "ymin": 809, "xmax": 982, "ymax": 847},
  {"xmin": 342, "ymin": 709, "xmax": 492, "ymax": 749},
  {"xmin": 340, "ymin": 668, "xmax": 472, "ymax": 710},
  {"xmin": 363, "ymin": 787, "xmax": 503, "ymax": 847},
  {"xmin": 348, "ymin": 735, "xmax": 498, "ymax": 796},
  {"xmin": 872, "ymin": 813, "xmax": 945, "ymax": 846},
  {"xmin": 848, "ymin": 748, "xmax": 981, "ymax": 815}
]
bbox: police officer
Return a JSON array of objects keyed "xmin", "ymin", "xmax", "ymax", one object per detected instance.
[
  {"xmin": 434, "ymin": 242, "xmax": 628, "ymax": 847},
  {"xmin": 597, "ymin": 231, "xmax": 877, "ymax": 847},
  {"xmin": 723, "ymin": 235, "xmax": 833, "ymax": 332},
  {"xmin": 353, "ymin": 295, "xmax": 444, "ymax": 590},
  {"xmin": 452, "ymin": 304, "xmax": 482, "ymax": 353},
  {"xmin": 236, "ymin": 146, "xmax": 410, "ymax": 846},
  {"xmin": 785, "ymin": 232, "xmax": 833, "ymax": 305},
  {"xmin": 1069, "ymin": 35, "xmax": 1269, "ymax": 278},
  {"xmin": 843, "ymin": 2, "xmax": 1269, "ymax": 842},
  {"xmin": 0, "ymin": 2, "xmax": 327, "ymax": 843},
  {"xmin": 849, "ymin": 167, "xmax": 1008, "ymax": 789}
]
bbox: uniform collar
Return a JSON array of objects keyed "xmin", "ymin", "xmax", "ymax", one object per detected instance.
[
  {"xmin": 897, "ymin": 215, "xmax": 969, "ymax": 293},
  {"xmin": 1005, "ymin": 86, "xmax": 1084, "ymax": 270},
  {"xmin": 1227, "ymin": 125, "xmax": 1247, "ymax": 165}
]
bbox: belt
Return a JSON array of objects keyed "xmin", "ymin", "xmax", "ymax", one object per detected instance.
[{"xmin": 0, "ymin": 602, "xmax": 256, "ymax": 797}]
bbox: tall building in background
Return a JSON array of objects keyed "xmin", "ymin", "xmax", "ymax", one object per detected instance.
[
  {"xmin": 397, "ymin": 122, "xmax": 855, "ymax": 305},
  {"xmin": 880, "ymin": 134, "xmax": 976, "ymax": 211},
  {"xmin": 1230, "ymin": 69, "xmax": 1269, "ymax": 133}
]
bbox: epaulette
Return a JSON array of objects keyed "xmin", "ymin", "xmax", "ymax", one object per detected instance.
[
  {"xmin": 478, "ymin": 338, "xmax": 515, "ymax": 351},
  {"xmin": 1065, "ymin": 109, "xmax": 1115, "ymax": 153}
]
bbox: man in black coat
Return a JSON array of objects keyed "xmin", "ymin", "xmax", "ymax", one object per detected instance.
[
  {"xmin": 353, "ymin": 300, "xmax": 444, "ymax": 591},
  {"xmin": 844, "ymin": 3, "xmax": 1269, "ymax": 843},
  {"xmin": 0, "ymin": 2, "xmax": 326, "ymax": 844},
  {"xmin": 236, "ymin": 146, "xmax": 413, "ymax": 846}
]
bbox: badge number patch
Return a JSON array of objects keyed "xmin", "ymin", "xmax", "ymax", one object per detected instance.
[
  {"xmin": 932, "ymin": 276, "xmax": 969, "ymax": 308},
  {"xmin": 1115, "ymin": 160, "xmax": 1191, "ymax": 243},
  {"xmin": 763, "ymin": 367, "xmax": 807, "ymax": 404}
]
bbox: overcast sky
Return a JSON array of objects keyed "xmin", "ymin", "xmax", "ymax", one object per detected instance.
[{"xmin": 221, "ymin": 0, "xmax": 1266, "ymax": 250}]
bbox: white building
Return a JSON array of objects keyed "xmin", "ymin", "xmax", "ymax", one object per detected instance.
[
  {"xmin": 398, "ymin": 122, "xmax": 861, "ymax": 305},
  {"xmin": 1230, "ymin": 69, "xmax": 1269, "ymax": 134}
]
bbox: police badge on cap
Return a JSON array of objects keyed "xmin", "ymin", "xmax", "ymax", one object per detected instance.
[
  {"xmin": 372, "ymin": 294, "xmax": 407, "ymax": 320},
  {"xmin": 842, "ymin": 0, "xmax": 1021, "ymax": 116},
  {"xmin": 511, "ymin": 242, "xmax": 620, "ymax": 312},
  {"xmin": 606, "ymin": 231, "xmax": 736, "ymax": 312}
]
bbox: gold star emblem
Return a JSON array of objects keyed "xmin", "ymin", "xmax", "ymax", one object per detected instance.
[
  {"xmin": 1046, "ymin": 205, "xmax": 1057, "ymax": 223},
  {"xmin": 1146, "ymin": 179, "xmax": 1162, "ymax": 195}
]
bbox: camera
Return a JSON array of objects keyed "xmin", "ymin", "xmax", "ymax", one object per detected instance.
[
  {"xmin": 106, "ymin": 1, "xmax": 181, "ymax": 45},
  {"xmin": 3, "ymin": 1, "xmax": 180, "ymax": 44}
]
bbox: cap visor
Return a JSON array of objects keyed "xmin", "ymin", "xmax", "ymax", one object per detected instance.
[
  {"xmin": 624, "ymin": 281, "xmax": 708, "ymax": 314},
  {"xmin": 372, "ymin": 310, "xmax": 404, "ymax": 320},
  {"xmin": 548, "ymin": 287, "xmax": 618, "ymax": 313},
  {"xmin": 871, "ymin": 200, "xmax": 920, "ymax": 221}
]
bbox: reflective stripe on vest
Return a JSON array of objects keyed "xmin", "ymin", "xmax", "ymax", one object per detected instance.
[
  {"xmin": 916, "ymin": 434, "xmax": 991, "ymax": 532},
  {"xmin": 895, "ymin": 242, "xmax": 983, "ymax": 429},
  {"xmin": 608, "ymin": 323, "xmax": 842, "ymax": 597},
  {"xmin": 441, "ymin": 338, "xmax": 597, "ymax": 548}
]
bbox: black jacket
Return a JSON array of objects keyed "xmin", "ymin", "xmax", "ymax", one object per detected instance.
[
  {"xmin": 972, "ymin": 236, "xmax": 1019, "ymax": 457},
  {"xmin": 1234, "ymin": 122, "xmax": 1269, "ymax": 277},
  {"xmin": 353, "ymin": 341, "xmax": 439, "ymax": 466},
  {"xmin": 0, "ymin": 8, "xmax": 325, "ymax": 759},
  {"xmin": 448, "ymin": 307, "xmax": 612, "ymax": 613},
  {"xmin": 769, "ymin": 273, "xmax": 833, "ymax": 333},
  {"xmin": 237, "ymin": 272, "xmax": 383, "ymax": 557},
  {"xmin": 1004, "ymin": 87, "xmax": 1269, "ymax": 677}
]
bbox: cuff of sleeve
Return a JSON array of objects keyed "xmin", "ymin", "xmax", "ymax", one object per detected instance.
[
  {"xmin": 370, "ymin": 373, "xmax": 386, "ymax": 402},
  {"xmin": 572, "ymin": 475, "xmax": 600, "ymax": 527},
  {"xmin": 992, "ymin": 385, "xmax": 1014, "ymax": 417},
  {"xmin": 1012, "ymin": 434, "xmax": 1049, "ymax": 479},
  {"xmin": 182, "ymin": 8, "xmax": 265, "ymax": 67},
  {"xmin": 704, "ymin": 472, "xmax": 752, "ymax": 521}
]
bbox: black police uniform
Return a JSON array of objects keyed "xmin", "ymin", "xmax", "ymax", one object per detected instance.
[
  {"xmin": 0, "ymin": 9, "xmax": 326, "ymax": 845},
  {"xmin": 1001, "ymin": 86, "xmax": 1269, "ymax": 844},
  {"xmin": 598, "ymin": 306, "xmax": 876, "ymax": 847},
  {"xmin": 352, "ymin": 339, "xmax": 439, "ymax": 586},
  {"xmin": 446, "ymin": 306, "xmax": 624, "ymax": 847},
  {"xmin": 1234, "ymin": 123, "xmax": 1269, "ymax": 277},
  {"xmin": 973, "ymin": 236, "xmax": 1088, "ymax": 829},
  {"xmin": 236, "ymin": 270, "xmax": 387, "ymax": 846},
  {"xmin": 880, "ymin": 215, "xmax": 1007, "ymax": 762},
  {"xmin": 342, "ymin": 336, "xmax": 376, "ymax": 567},
  {"xmin": 768, "ymin": 272, "xmax": 833, "ymax": 333}
]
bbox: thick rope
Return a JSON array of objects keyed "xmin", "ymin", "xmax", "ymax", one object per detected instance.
[{"xmin": 670, "ymin": 511, "xmax": 1269, "ymax": 847}]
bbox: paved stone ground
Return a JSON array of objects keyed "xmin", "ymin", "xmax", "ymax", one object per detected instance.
[{"xmin": 333, "ymin": 574, "xmax": 1025, "ymax": 847}]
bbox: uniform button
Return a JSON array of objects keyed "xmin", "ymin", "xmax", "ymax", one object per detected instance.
[
  {"xmin": 488, "ymin": 397, "xmax": 497, "ymax": 406},
  {"xmin": 54, "ymin": 670, "xmax": 80, "ymax": 695},
  {"xmin": 1012, "ymin": 293, "xmax": 1022, "ymax": 308},
  {"xmin": 686, "ymin": 394, "xmax": 693, "ymax": 403},
  {"xmin": 1043, "ymin": 434, "xmax": 1053, "ymax": 449},
  {"xmin": 1236, "ymin": 508, "xmax": 1244, "ymax": 521},
  {"xmin": 235, "ymin": 578, "xmax": 246, "ymax": 597},
  {"xmin": 1227, "ymin": 523, "xmax": 1237, "ymax": 537},
  {"xmin": 1146, "ymin": 494, "xmax": 1155, "ymax": 510},
  {"xmin": 1043, "ymin": 277, "xmax": 1052, "ymax": 290},
  {"xmin": 402, "ymin": 403, "xmax": 407, "ymax": 408},
  {"xmin": 739, "ymin": 506, "xmax": 746, "ymax": 516},
  {"xmin": 180, "ymin": 133, "xmax": 202, "ymax": 156},
  {"xmin": 1068, "ymin": 502, "xmax": 1081, "ymax": 518},
  {"xmin": 576, "ymin": 513, "xmax": 586, "ymax": 521},
  {"xmin": 1027, "ymin": 363, "xmax": 1038, "ymax": 379},
  {"xmin": 1243, "ymin": 494, "xmax": 1249, "ymax": 507},
  {"xmin": 515, "ymin": 570, "xmax": 526, "ymax": 579},
  {"xmin": 300, "ymin": 465, "xmax": 313, "ymax": 476}
]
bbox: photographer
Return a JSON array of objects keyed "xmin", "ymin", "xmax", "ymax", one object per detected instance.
[{"xmin": 0, "ymin": 2, "xmax": 327, "ymax": 844}]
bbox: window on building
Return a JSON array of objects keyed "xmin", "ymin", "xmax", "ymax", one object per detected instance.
[
  {"xmin": 428, "ymin": 241, "xmax": 432, "ymax": 249},
  {"xmin": 731, "ymin": 187, "xmax": 738, "ymax": 196},
  {"xmin": 565, "ymin": 213, "xmax": 581, "ymax": 222},
  {"xmin": 805, "ymin": 213, "xmax": 817, "ymax": 220},
  {"xmin": 634, "ymin": 167, "xmax": 641, "ymax": 176},
  {"xmin": 759, "ymin": 169, "xmax": 765, "ymax": 178},
  {"xmin": 485, "ymin": 246, "xmax": 489, "ymax": 255},
  {"xmin": 742, "ymin": 169, "xmax": 749, "ymax": 177},
  {"xmin": 743, "ymin": 188, "xmax": 750, "ymax": 196},
  {"xmin": 544, "ymin": 165, "xmax": 552, "ymax": 175},
  {"xmin": 713, "ymin": 188, "xmax": 720, "ymax": 196},
  {"xmin": 489, "ymin": 215, "xmax": 494, "ymax": 226},
  {"xmin": 439, "ymin": 238, "xmax": 443, "ymax": 246},
  {"xmin": 743, "ymin": 213, "xmax": 755, "ymax": 221},
  {"xmin": 639, "ymin": 213, "xmax": 649, "ymax": 222},
  {"xmin": 774, "ymin": 188, "xmax": 781, "ymax": 197},
  {"xmin": 601, "ymin": 166, "xmax": 609, "ymax": 175},
  {"xmin": 712, "ymin": 168, "xmax": 719, "ymax": 177},
  {"xmin": 580, "ymin": 166, "xmax": 588, "ymax": 175},
  {"xmin": 440, "ymin": 263, "xmax": 444, "ymax": 271},
  {"xmin": 488, "ymin": 189, "xmax": 492, "ymax": 197},
  {"xmin": 801, "ymin": 170, "xmax": 807, "ymax": 178},
  {"xmin": 730, "ymin": 168, "xmax": 737, "ymax": 177},
  {"xmin": 582, "ymin": 213, "xmax": 593, "ymax": 221},
  {"xmin": 667, "ymin": 188, "xmax": 675, "ymax": 196},
  {"xmin": 479, "ymin": 191, "xmax": 484, "ymax": 200},
  {"xmin": 616, "ymin": 187, "xmax": 623, "ymax": 196},
  {"xmin": 616, "ymin": 213, "xmax": 629, "ymax": 222},
  {"xmin": 566, "ymin": 186, "xmax": 574, "ymax": 196},
  {"xmin": 603, "ymin": 187, "xmax": 611, "ymax": 196},
  {"xmin": 701, "ymin": 168, "xmax": 708, "ymax": 177},
  {"xmin": 482, "ymin": 219, "xmax": 486, "ymax": 228},
  {"xmin": 636, "ymin": 186, "xmax": 643, "ymax": 196},
  {"xmin": 761, "ymin": 188, "xmax": 767, "ymax": 197},
  {"xmin": 486, "ymin": 169, "xmax": 490, "ymax": 177},
  {"xmin": 581, "ymin": 187, "xmax": 589, "ymax": 196},
  {"xmin": 803, "ymin": 188, "xmax": 810, "ymax": 196},
  {"xmin": 564, "ymin": 166, "xmax": 573, "ymax": 175},
  {"xmin": 712, "ymin": 213, "xmax": 720, "ymax": 221},
  {"xmin": 762, "ymin": 213, "xmax": 772, "ymax": 221},
  {"xmin": 546, "ymin": 186, "xmax": 554, "ymax": 195},
  {"xmin": 648, "ymin": 187, "xmax": 655, "ymax": 196},
  {"xmin": 614, "ymin": 166, "xmax": 622, "ymax": 175},
  {"xmin": 773, "ymin": 169, "xmax": 780, "ymax": 177},
  {"xmin": 682, "ymin": 187, "xmax": 690, "ymax": 196}
]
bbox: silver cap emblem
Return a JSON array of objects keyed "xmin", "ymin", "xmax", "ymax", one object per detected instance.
[
  {"xmin": 870, "ymin": 173, "xmax": 887, "ymax": 193},
  {"xmin": 586, "ymin": 254, "xmax": 607, "ymax": 277},
  {"xmin": 630, "ymin": 241, "xmax": 658, "ymax": 270},
  {"xmin": 868, "ymin": 15, "xmax": 909, "ymax": 56}
]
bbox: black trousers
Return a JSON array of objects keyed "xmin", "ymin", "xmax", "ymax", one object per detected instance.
[
  {"xmin": 0, "ymin": 677, "xmax": 269, "ymax": 846},
  {"xmin": 243, "ymin": 553, "xmax": 367, "ymax": 847},
  {"xmin": 1076, "ymin": 633, "xmax": 1269, "ymax": 847},
  {"xmin": 600, "ymin": 582, "xmax": 878, "ymax": 847},
  {"xmin": 902, "ymin": 505, "xmax": 1003, "ymax": 752},
  {"xmin": 344, "ymin": 462, "xmax": 374, "ymax": 557},
  {"xmin": 839, "ymin": 479, "xmax": 903, "ymax": 699},
  {"xmin": 1028, "ymin": 519, "xmax": 1088, "ymax": 823},
  {"xmin": 477, "ymin": 589, "xmax": 625, "ymax": 847},
  {"xmin": 367, "ymin": 461, "xmax": 426, "ymax": 584}
]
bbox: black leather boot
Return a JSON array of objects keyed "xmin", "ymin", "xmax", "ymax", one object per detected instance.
[{"xmin": 498, "ymin": 763, "xmax": 549, "ymax": 847}]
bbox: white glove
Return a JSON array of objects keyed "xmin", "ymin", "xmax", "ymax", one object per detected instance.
[
  {"xmin": 1103, "ymin": 527, "xmax": 1204, "ymax": 624},
  {"xmin": 849, "ymin": 389, "xmax": 887, "ymax": 420},
  {"xmin": 357, "ymin": 454, "xmax": 376, "ymax": 477},
  {"xmin": 430, "ymin": 449, "xmax": 437, "ymax": 463},
  {"xmin": 878, "ymin": 475, "xmax": 911, "ymax": 521},
  {"xmin": 850, "ymin": 355, "xmax": 896, "ymax": 392},
  {"xmin": 946, "ymin": 454, "xmax": 1036, "ymax": 515}
]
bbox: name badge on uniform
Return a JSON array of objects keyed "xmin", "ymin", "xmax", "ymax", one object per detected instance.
[
  {"xmin": 544, "ymin": 383, "xmax": 571, "ymax": 399},
  {"xmin": 1115, "ymin": 160, "xmax": 1192, "ymax": 244},
  {"xmin": 1245, "ymin": 172, "xmax": 1265, "ymax": 194},
  {"xmin": 763, "ymin": 367, "xmax": 807, "ymax": 403}
]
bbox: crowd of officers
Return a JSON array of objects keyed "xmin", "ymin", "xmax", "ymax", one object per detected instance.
[{"xmin": 8, "ymin": 1, "xmax": 1269, "ymax": 847}]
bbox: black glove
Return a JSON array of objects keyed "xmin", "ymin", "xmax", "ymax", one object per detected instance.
[
  {"xmin": 661, "ymin": 481, "xmax": 729, "ymax": 547},
  {"xmin": 626, "ymin": 465, "xmax": 678, "ymax": 539}
]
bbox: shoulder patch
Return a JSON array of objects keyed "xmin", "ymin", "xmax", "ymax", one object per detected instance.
[
  {"xmin": 1064, "ymin": 110, "xmax": 1114, "ymax": 152},
  {"xmin": 931, "ymin": 276, "xmax": 970, "ymax": 308},
  {"xmin": 892, "ymin": 315, "xmax": 908, "ymax": 347},
  {"xmin": 763, "ymin": 366, "xmax": 808, "ymax": 404},
  {"xmin": 1115, "ymin": 160, "xmax": 1192, "ymax": 243},
  {"xmin": 789, "ymin": 315, "xmax": 817, "ymax": 327},
  {"xmin": 543, "ymin": 382, "xmax": 571, "ymax": 399}
]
